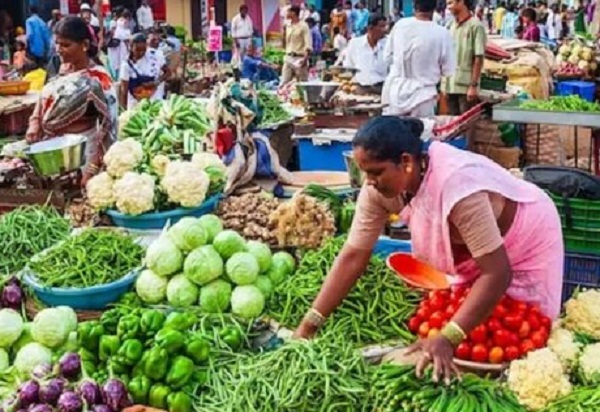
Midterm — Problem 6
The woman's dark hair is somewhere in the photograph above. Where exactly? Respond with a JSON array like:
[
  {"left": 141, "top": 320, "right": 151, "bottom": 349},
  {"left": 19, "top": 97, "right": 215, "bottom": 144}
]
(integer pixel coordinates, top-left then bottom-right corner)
[
  {"left": 54, "top": 16, "right": 98, "bottom": 58},
  {"left": 522, "top": 7, "right": 537, "bottom": 22},
  {"left": 352, "top": 116, "right": 424, "bottom": 163},
  {"left": 414, "top": 0, "right": 437, "bottom": 13}
]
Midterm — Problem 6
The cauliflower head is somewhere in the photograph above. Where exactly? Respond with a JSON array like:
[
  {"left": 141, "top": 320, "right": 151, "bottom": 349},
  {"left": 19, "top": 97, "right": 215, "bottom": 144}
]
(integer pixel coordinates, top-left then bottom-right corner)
[
  {"left": 161, "top": 161, "right": 210, "bottom": 208},
  {"left": 507, "top": 348, "right": 572, "bottom": 411},
  {"left": 547, "top": 326, "right": 581, "bottom": 370},
  {"left": 564, "top": 290, "right": 600, "bottom": 339},
  {"left": 104, "top": 138, "right": 144, "bottom": 178},
  {"left": 86, "top": 172, "right": 115, "bottom": 210},
  {"left": 113, "top": 172, "right": 156, "bottom": 215},
  {"left": 151, "top": 154, "right": 171, "bottom": 177},
  {"left": 191, "top": 152, "right": 226, "bottom": 172},
  {"left": 579, "top": 343, "right": 600, "bottom": 384}
]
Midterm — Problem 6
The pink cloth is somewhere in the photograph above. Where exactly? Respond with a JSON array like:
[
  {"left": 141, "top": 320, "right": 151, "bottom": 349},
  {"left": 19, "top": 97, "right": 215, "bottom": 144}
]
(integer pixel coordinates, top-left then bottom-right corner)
[{"left": 401, "top": 142, "right": 564, "bottom": 318}]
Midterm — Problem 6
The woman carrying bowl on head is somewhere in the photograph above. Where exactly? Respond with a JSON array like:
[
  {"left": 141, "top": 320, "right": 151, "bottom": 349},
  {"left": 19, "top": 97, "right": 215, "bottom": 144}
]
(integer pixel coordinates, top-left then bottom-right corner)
[
  {"left": 293, "top": 116, "right": 563, "bottom": 382},
  {"left": 26, "top": 16, "right": 117, "bottom": 187}
]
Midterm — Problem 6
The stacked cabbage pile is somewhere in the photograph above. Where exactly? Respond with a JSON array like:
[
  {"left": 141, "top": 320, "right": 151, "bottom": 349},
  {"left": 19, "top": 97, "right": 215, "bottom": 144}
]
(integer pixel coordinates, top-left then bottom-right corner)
[{"left": 135, "top": 215, "right": 295, "bottom": 318}]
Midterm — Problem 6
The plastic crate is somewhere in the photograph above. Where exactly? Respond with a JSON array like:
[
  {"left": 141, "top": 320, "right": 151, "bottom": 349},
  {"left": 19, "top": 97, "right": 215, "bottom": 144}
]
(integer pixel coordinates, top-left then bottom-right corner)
[
  {"left": 562, "top": 226, "right": 600, "bottom": 255},
  {"left": 556, "top": 81, "right": 596, "bottom": 102},
  {"left": 481, "top": 75, "right": 508, "bottom": 92},
  {"left": 549, "top": 192, "right": 600, "bottom": 229},
  {"left": 373, "top": 236, "right": 412, "bottom": 258},
  {"left": 562, "top": 253, "right": 600, "bottom": 302}
]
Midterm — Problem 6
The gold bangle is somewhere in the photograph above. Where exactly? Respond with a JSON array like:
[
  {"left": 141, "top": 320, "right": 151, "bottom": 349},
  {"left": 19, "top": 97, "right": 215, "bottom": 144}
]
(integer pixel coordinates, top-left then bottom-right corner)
[
  {"left": 441, "top": 321, "right": 467, "bottom": 347},
  {"left": 303, "top": 308, "right": 327, "bottom": 329}
]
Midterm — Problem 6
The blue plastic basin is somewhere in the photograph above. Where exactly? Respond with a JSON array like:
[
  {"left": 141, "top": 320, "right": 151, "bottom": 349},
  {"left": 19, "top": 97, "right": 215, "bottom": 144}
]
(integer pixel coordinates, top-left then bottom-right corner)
[{"left": 373, "top": 236, "right": 412, "bottom": 257}]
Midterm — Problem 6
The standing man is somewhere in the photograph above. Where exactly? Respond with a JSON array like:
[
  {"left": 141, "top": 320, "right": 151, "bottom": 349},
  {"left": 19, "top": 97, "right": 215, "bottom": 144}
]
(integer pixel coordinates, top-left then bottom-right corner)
[
  {"left": 382, "top": 0, "right": 455, "bottom": 117},
  {"left": 344, "top": 1, "right": 356, "bottom": 37},
  {"left": 282, "top": 6, "right": 312, "bottom": 84},
  {"left": 231, "top": 5, "right": 254, "bottom": 57},
  {"left": 47, "top": 10, "right": 61, "bottom": 32},
  {"left": 80, "top": 4, "right": 100, "bottom": 30},
  {"left": 25, "top": 6, "right": 50, "bottom": 65},
  {"left": 307, "top": 17, "right": 323, "bottom": 61},
  {"left": 309, "top": 4, "right": 321, "bottom": 24},
  {"left": 442, "top": 0, "right": 486, "bottom": 115},
  {"left": 137, "top": 0, "right": 155, "bottom": 32},
  {"left": 493, "top": 1, "right": 507, "bottom": 33},
  {"left": 354, "top": 2, "right": 370, "bottom": 35},
  {"left": 547, "top": 3, "right": 561, "bottom": 41},
  {"left": 343, "top": 14, "right": 388, "bottom": 95}
]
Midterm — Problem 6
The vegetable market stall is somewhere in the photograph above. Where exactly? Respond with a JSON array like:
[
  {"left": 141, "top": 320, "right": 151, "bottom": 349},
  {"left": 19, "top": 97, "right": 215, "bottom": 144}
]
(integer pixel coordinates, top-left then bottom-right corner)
[{"left": 0, "top": 91, "right": 39, "bottom": 137}]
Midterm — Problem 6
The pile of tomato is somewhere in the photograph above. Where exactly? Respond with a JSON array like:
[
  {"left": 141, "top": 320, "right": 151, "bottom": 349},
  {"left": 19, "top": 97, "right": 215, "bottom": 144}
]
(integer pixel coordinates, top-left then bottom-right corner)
[{"left": 407, "top": 286, "right": 552, "bottom": 364}]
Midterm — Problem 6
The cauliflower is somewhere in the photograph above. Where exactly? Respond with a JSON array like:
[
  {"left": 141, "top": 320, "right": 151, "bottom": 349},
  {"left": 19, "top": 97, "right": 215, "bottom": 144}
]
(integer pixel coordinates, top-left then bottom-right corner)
[
  {"left": 151, "top": 154, "right": 171, "bottom": 177},
  {"left": 547, "top": 326, "right": 581, "bottom": 370},
  {"left": 507, "top": 348, "right": 572, "bottom": 410},
  {"left": 86, "top": 172, "right": 115, "bottom": 210},
  {"left": 578, "top": 343, "right": 600, "bottom": 384},
  {"left": 564, "top": 290, "right": 600, "bottom": 339},
  {"left": 191, "top": 152, "right": 226, "bottom": 172},
  {"left": 104, "top": 138, "right": 144, "bottom": 178},
  {"left": 578, "top": 60, "right": 590, "bottom": 70},
  {"left": 568, "top": 54, "right": 580, "bottom": 65},
  {"left": 161, "top": 160, "right": 210, "bottom": 208},
  {"left": 113, "top": 172, "right": 155, "bottom": 215}
]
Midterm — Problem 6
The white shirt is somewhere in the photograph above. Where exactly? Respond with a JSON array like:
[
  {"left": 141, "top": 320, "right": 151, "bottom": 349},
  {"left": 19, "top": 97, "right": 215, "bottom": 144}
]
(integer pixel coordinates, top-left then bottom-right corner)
[
  {"left": 333, "top": 34, "right": 348, "bottom": 51},
  {"left": 90, "top": 14, "right": 100, "bottom": 28},
  {"left": 300, "top": 9, "right": 311, "bottom": 21},
  {"left": 343, "top": 35, "right": 389, "bottom": 86},
  {"left": 231, "top": 14, "right": 254, "bottom": 38},
  {"left": 546, "top": 9, "right": 560, "bottom": 39},
  {"left": 137, "top": 5, "right": 155, "bottom": 30},
  {"left": 120, "top": 50, "right": 164, "bottom": 110},
  {"left": 311, "top": 11, "right": 321, "bottom": 23}
]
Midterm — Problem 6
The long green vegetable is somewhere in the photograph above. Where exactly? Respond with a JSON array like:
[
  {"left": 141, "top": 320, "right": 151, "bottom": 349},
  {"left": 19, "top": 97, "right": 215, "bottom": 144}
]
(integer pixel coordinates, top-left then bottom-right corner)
[
  {"left": 541, "top": 386, "right": 600, "bottom": 411},
  {"left": 520, "top": 95, "right": 600, "bottom": 112},
  {"left": 0, "top": 205, "right": 71, "bottom": 276},
  {"left": 257, "top": 89, "right": 292, "bottom": 126},
  {"left": 28, "top": 229, "right": 143, "bottom": 288},
  {"left": 268, "top": 236, "right": 421, "bottom": 345}
]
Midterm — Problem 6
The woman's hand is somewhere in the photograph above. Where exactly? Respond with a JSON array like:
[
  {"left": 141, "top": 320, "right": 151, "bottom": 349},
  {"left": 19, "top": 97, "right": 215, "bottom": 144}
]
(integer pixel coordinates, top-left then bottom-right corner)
[
  {"left": 405, "top": 335, "right": 460, "bottom": 385},
  {"left": 292, "top": 321, "right": 318, "bottom": 340}
]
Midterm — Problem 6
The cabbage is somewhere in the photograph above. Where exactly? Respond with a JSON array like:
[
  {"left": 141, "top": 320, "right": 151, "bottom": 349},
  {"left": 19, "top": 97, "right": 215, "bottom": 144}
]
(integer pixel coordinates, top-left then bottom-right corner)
[
  {"left": 273, "top": 251, "right": 296, "bottom": 273},
  {"left": 31, "top": 308, "right": 70, "bottom": 349},
  {"left": 197, "top": 214, "right": 224, "bottom": 243},
  {"left": 58, "top": 331, "right": 78, "bottom": 354},
  {"left": 0, "top": 308, "right": 23, "bottom": 348},
  {"left": 168, "top": 217, "right": 208, "bottom": 252},
  {"left": 199, "top": 279, "right": 232, "bottom": 313},
  {"left": 213, "top": 230, "right": 246, "bottom": 259},
  {"left": 12, "top": 322, "right": 33, "bottom": 354},
  {"left": 184, "top": 245, "right": 224, "bottom": 286},
  {"left": 56, "top": 306, "right": 78, "bottom": 333},
  {"left": 14, "top": 342, "right": 52, "bottom": 376},
  {"left": 135, "top": 269, "right": 168, "bottom": 304},
  {"left": 226, "top": 252, "right": 260, "bottom": 285},
  {"left": 245, "top": 241, "right": 273, "bottom": 273},
  {"left": 166, "top": 274, "right": 199, "bottom": 308},
  {"left": 145, "top": 236, "right": 184, "bottom": 277},
  {"left": 254, "top": 275, "right": 274, "bottom": 300},
  {"left": 267, "top": 252, "right": 296, "bottom": 285},
  {"left": 231, "top": 285, "right": 265, "bottom": 319},
  {"left": 0, "top": 348, "right": 8, "bottom": 372}
]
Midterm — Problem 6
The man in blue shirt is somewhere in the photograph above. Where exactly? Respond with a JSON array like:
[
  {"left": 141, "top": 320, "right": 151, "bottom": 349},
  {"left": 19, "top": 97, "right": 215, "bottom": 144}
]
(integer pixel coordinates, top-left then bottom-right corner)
[
  {"left": 241, "top": 43, "right": 279, "bottom": 83},
  {"left": 354, "top": 2, "right": 370, "bottom": 35},
  {"left": 307, "top": 18, "right": 322, "bottom": 54},
  {"left": 165, "top": 26, "right": 182, "bottom": 52},
  {"left": 26, "top": 6, "right": 51, "bottom": 64}
]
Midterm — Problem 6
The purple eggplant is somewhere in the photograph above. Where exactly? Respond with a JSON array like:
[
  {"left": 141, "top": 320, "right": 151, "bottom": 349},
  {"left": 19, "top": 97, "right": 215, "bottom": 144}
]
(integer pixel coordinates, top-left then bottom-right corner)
[
  {"left": 59, "top": 353, "right": 81, "bottom": 381},
  {"left": 77, "top": 379, "right": 101, "bottom": 405},
  {"left": 101, "top": 379, "right": 131, "bottom": 411},
  {"left": 91, "top": 406, "right": 112, "bottom": 412},
  {"left": 18, "top": 380, "right": 40, "bottom": 407},
  {"left": 27, "top": 405, "right": 53, "bottom": 412},
  {"left": 32, "top": 363, "right": 52, "bottom": 379},
  {"left": 57, "top": 391, "right": 83, "bottom": 412},
  {"left": 39, "top": 378, "right": 66, "bottom": 405},
  {"left": 1, "top": 279, "right": 24, "bottom": 310}
]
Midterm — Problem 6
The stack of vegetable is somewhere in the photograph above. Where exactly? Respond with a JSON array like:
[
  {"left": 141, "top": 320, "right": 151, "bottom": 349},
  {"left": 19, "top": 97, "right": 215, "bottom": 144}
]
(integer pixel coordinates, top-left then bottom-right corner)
[
  {"left": 519, "top": 95, "right": 600, "bottom": 112},
  {"left": 556, "top": 40, "right": 597, "bottom": 77},
  {"left": 135, "top": 214, "right": 296, "bottom": 318},
  {"left": 256, "top": 89, "right": 292, "bottom": 127},
  {"left": 302, "top": 184, "right": 356, "bottom": 233},
  {"left": 262, "top": 46, "right": 285, "bottom": 67}
]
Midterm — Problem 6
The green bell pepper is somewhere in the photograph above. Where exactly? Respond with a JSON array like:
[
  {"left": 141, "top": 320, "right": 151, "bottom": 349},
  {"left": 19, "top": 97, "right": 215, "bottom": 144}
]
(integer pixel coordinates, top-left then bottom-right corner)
[
  {"left": 128, "top": 375, "right": 152, "bottom": 404},
  {"left": 148, "top": 384, "right": 171, "bottom": 409},
  {"left": 219, "top": 327, "right": 243, "bottom": 351},
  {"left": 144, "top": 346, "right": 169, "bottom": 381},
  {"left": 79, "top": 347, "right": 97, "bottom": 363},
  {"left": 100, "top": 308, "right": 122, "bottom": 335},
  {"left": 165, "top": 355, "right": 194, "bottom": 389},
  {"left": 132, "top": 351, "right": 150, "bottom": 377},
  {"left": 82, "top": 360, "right": 96, "bottom": 375},
  {"left": 140, "top": 309, "right": 166, "bottom": 336},
  {"left": 99, "top": 335, "right": 121, "bottom": 361},
  {"left": 117, "top": 314, "right": 141, "bottom": 340},
  {"left": 77, "top": 321, "right": 105, "bottom": 352},
  {"left": 163, "top": 312, "right": 190, "bottom": 332},
  {"left": 108, "top": 355, "right": 129, "bottom": 375},
  {"left": 192, "top": 368, "right": 209, "bottom": 386},
  {"left": 185, "top": 337, "right": 210, "bottom": 365},
  {"left": 167, "top": 391, "right": 192, "bottom": 412},
  {"left": 118, "top": 338, "right": 144, "bottom": 365},
  {"left": 155, "top": 329, "right": 185, "bottom": 354}
]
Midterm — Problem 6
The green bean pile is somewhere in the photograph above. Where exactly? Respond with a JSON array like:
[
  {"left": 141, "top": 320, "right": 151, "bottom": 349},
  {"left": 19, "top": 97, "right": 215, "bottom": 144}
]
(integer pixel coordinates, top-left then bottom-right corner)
[
  {"left": 541, "top": 386, "right": 600, "bottom": 412},
  {"left": 257, "top": 89, "right": 292, "bottom": 127},
  {"left": 196, "top": 333, "right": 373, "bottom": 412},
  {"left": 0, "top": 205, "right": 71, "bottom": 276},
  {"left": 520, "top": 95, "right": 600, "bottom": 112},
  {"left": 28, "top": 229, "right": 144, "bottom": 288},
  {"left": 268, "top": 236, "right": 421, "bottom": 345}
]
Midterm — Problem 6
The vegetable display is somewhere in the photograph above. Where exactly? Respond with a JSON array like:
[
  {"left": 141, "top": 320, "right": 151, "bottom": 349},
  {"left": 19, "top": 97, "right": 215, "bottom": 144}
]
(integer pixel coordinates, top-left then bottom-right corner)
[
  {"left": 556, "top": 40, "right": 597, "bottom": 77},
  {"left": 519, "top": 95, "right": 600, "bottom": 112},
  {"left": 257, "top": 89, "right": 292, "bottom": 127}
]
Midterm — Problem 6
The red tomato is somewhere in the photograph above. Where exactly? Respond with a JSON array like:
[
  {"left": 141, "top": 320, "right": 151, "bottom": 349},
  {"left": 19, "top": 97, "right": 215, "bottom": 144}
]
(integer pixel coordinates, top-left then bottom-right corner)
[
  {"left": 518, "top": 321, "right": 531, "bottom": 339},
  {"left": 527, "top": 313, "right": 541, "bottom": 331},
  {"left": 489, "top": 347, "right": 504, "bottom": 364},
  {"left": 419, "top": 300, "right": 431, "bottom": 310},
  {"left": 538, "top": 326, "right": 549, "bottom": 340},
  {"left": 445, "top": 304, "right": 458, "bottom": 318},
  {"left": 493, "top": 329, "right": 512, "bottom": 348},
  {"left": 429, "top": 311, "right": 445, "bottom": 329},
  {"left": 471, "top": 344, "right": 489, "bottom": 363},
  {"left": 408, "top": 317, "right": 421, "bottom": 333},
  {"left": 487, "top": 318, "right": 503, "bottom": 332},
  {"left": 418, "top": 322, "right": 431, "bottom": 338},
  {"left": 469, "top": 325, "right": 488, "bottom": 344},
  {"left": 529, "top": 305, "right": 541, "bottom": 316},
  {"left": 520, "top": 339, "right": 535, "bottom": 355},
  {"left": 430, "top": 289, "right": 451, "bottom": 302},
  {"left": 455, "top": 342, "right": 472, "bottom": 360},
  {"left": 492, "top": 304, "right": 508, "bottom": 319},
  {"left": 531, "top": 331, "right": 547, "bottom": 349},
  {"left": 540, "top": 316, "right": 552, "bottom": 329},
  {"left": 513, "top": 302, "right": 529, "bottom": 313},
  {"left": 505, "top": 346, "right": 521, "bottom": 361},
  {"left": 416, "top": 307, "right": 432, "bottom": 321},
  {"left": 509, "top": 332, "right": 520, "bottom": 347},
  {"left": 503, "top": 314, "right": 524, "bottom": 332},
  {"left": 429, "top": 296, "right": 446, "bottom": 312},
  {"left": 500, "top": 295, "right": 514, "bottom": 307}
]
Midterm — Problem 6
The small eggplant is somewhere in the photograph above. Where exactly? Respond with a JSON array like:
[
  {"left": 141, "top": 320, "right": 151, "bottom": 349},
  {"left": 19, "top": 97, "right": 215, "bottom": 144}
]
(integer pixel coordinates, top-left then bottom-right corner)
[
  {"left": 1, "top": 279, "right": 24, "bottom": 310},
  {"left": 101, "top": 379, "right": 131, "bottom": 411},
  {"left": 77, "top": 379, "right": 101, "bottom": 405},
  {"left": 91, "top": 406, "right": 112, "bottom": 412},
  {"left": 58, "top": 352, "right": 81, "bottom": 381},
  {"left": 39, "top": 378, "right": 66, "bottom": 406},
  {"left": 27, "top": 405, "right": 53, "bottom": 412},
  {"left": 18, "top": 380, "right": 40, "bottom": 407},
  {"left": 57, "top": 391, "right": 83, "bottom": 412}
]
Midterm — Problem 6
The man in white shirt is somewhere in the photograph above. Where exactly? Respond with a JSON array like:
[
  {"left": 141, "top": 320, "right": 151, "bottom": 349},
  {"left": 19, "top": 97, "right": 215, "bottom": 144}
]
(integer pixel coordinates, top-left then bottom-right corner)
[
  {"left": 546, "top": 3, "right": 561, "bottom": 40},
  {"left": 80, "top": 3, "right": 100, "bottom": 29},
  {"left": 343, "top": 14, "right": 389, "bottom": 94},
  {"left": 382, "top": 0, "right": 456, "bottom": 117},
  {"left": 136, "top": 0, "right": 155, "bottom": 31},
  {"left": 309, "top": 5, "right": 321, "bottom": 23},
  {"left": 299, "top": 3, "right": 312, "bottom": 21},
  {"left": 231, "top": 5, "right": 254, "bottom": 57}
]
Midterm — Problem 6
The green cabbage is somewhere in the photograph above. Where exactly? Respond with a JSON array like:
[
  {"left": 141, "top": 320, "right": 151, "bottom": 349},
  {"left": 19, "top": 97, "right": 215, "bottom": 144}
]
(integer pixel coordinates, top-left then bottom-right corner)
[
  {"left": 0, "top": 308, "right": 23, "bottom": 348},
  {"left": 226, "top": 252, "right": 260, "bottom": 285},
  {"left": 135, "top": 269, "right": 168, "bottom": 304},
  {"left": 272, "top": 251, "right": 296, "bottom": 273},
  {"left": 231, "top": 285, "right": 265, "bottom": 319},
  {"left": 14, "top": 342, "right": 52, "bottom": 376},
  {"left": 168, "top": 217, "right": 208, "bottom": 251},
  {"left": 31, "top": 308, "right": 70, "bottom": 349},
  {"left": 0, "top": 348, "right": 8, "bottom": 372},
  {"left": 56, "top": 306, "right": 78, "bottom": 333},
  {"left": 199, "top": 279, "right": 232, "bottom": 313},
  {"left": 267, "top": 252, "right": 296, "bottom": 285},
  {"left": 184, "top": 245, "right": 224, "bottom": 285},
  {"left": 145, "top": 236, "right": 184, "bottom": 277},
  {"left": 197, "top": 214, "right": 224, "bottom": 243},
  {"left": 12, "top": 322, "right": 33, "bottom": 354},
  {"left": 254, "top": 275, "right": 274, "bottom": 300},
  {"left": 245, "top": 241, "right": 273, "bottom": 273},
  {"left": 213, "top": 230, "right": 246, "bottom": 259},
  {"left": 166, "top": 274, "right": 199, "bottom": 308}
]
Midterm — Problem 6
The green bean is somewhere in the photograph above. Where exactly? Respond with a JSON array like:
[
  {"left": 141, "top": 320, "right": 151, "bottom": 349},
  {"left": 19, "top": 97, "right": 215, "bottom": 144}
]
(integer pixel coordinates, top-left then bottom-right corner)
[{"left": 257, "top": 89, "right": 293, "bottom": 126}]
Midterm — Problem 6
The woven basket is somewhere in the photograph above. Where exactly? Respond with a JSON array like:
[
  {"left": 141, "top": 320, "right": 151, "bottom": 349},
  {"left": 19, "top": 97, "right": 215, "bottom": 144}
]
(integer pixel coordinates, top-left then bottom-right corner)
[
  {"left": 0, "top": 80, "right": 30, "bottom": 96},
  {"left": 25, "top": 298, "right": 103, "bottom": 322}
]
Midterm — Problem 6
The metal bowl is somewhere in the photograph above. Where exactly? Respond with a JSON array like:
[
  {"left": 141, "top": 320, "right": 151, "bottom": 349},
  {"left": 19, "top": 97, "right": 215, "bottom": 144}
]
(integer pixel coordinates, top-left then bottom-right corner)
[
  {"left": 296, "top": 82, "right": 341, "bottom": 104},
  {"left": 24, "top": 134, "right": 87, "bottom": 176},
  {"left": 343, "top": 150, "right": 365, "bottom": 189}
]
